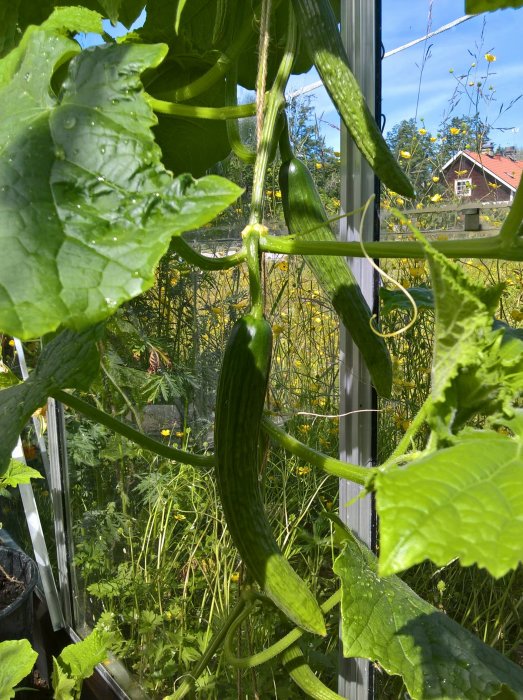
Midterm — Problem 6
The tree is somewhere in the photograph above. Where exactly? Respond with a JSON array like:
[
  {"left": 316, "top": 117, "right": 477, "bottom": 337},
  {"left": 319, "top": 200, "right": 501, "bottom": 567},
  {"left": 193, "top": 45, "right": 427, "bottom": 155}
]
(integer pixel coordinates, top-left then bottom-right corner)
[{"left": 386, "top": 118, "right": 438, "bottom": 193}]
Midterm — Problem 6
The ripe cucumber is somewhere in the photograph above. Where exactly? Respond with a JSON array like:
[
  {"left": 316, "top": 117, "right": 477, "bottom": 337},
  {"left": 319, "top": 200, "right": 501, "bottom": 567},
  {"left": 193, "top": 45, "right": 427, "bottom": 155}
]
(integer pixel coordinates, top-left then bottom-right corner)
[
  {"left": 279, "top": 156, "right": 392, "bottom": 397},
  {"left": 215, "top": 314, "right": 326, "bottom": 636},
  {"left": 291, "top": 0, "right": 414, "bottom": 199}
]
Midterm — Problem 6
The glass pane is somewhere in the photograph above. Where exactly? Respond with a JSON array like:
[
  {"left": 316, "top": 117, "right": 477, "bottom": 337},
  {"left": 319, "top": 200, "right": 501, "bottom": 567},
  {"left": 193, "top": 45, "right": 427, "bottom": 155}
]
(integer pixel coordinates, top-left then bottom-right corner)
[{"left": 378, "top": 3, "right": 523, "bottom": 697}]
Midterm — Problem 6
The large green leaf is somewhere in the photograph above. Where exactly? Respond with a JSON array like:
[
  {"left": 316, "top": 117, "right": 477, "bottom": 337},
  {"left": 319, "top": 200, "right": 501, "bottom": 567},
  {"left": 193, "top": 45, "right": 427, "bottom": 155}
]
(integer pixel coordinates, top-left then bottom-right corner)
[
  {"left": 142, "top": 0, "right": 249, "bottom": 53},
  {"left": 333, "top": 534, "right": 523, "bottom": 699},
  {"left": 379, "top": 285, "right": 434, "bottom": 315},
  {"left": 466, "top": 0, "right": 523, "bottom": 11},
  {"left": 0, "top": 640, "right": 38, "bottom": 700},
  {"left": 147, "top": 56, "right": 231, "bottom": 176},
  {"left": 375, "top": 433, "right": 523, "bottom": 578},
  {"left": 426, "top": 242, "right": 501, "bottom": 407},
  {"left": 0, "top": 326, "right": 102, "bottom": 476},
  {"left": 54, "top": 628, "right": 112, "bottom": 697},
  {"left": 410, "top": 234, "right": 516, "bottom": 435},
  {"left": 0, "top": 20, "right": 241, "bottom": 339}
]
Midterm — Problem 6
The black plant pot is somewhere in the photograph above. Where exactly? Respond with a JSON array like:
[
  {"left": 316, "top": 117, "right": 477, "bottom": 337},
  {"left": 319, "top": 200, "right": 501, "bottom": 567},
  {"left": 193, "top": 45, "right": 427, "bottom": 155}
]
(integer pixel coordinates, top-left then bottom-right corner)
[{"left": 0, "top": 545, "right": 39, "bottom": 643}]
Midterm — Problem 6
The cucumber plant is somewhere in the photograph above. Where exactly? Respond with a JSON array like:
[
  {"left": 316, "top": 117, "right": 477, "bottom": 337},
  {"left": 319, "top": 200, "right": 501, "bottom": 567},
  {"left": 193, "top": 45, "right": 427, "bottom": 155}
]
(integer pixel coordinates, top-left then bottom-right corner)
[{"left": 0, "top": 1, "right": 523, "bottom": 699}]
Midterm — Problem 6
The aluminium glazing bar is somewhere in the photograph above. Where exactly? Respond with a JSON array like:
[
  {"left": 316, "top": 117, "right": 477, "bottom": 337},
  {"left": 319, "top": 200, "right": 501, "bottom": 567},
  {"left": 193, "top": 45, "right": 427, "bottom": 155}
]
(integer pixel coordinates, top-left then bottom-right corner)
[{"left": 338, "top": 0, "right": 380, "bottom": 698}]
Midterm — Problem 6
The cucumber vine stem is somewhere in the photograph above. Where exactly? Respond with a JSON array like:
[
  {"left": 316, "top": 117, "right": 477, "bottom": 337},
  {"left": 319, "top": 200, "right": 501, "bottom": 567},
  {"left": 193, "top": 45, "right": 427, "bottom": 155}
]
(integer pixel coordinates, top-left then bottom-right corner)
[
  {"left": 223, "top": 588, "right": 341, "bottom": 669},
  {"left": 242, "top": 225, "right": 265, "bottom": 318},
  {"left": 147, "top": 97, "right": 257, "bottom": 120},
  {"left": 51, "top": 389, "right": 214, "bottom": 469},
  {"left": 258, "top": 232, "right": 523, "bottom": 261},
  {"left": 249, "top": 4, "right": 297, "bottom": 225},
  {"left": 261, "top": 416, "right": 375, "bottom": 486},
  {"left": 165, "top": 596, "right": 249, "bottom": 699},
  {"left": 225, "top": 63, "right": 256, "bottom": 163},
  {"left": 171, "top": 238, "right": 246, "bottom": 270}
]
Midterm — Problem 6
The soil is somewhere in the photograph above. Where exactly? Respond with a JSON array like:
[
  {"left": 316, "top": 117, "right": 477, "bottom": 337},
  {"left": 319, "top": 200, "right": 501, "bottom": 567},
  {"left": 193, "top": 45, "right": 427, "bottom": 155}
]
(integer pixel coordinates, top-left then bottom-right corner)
[{"left": 0, "top": 563, "right": 25, "bottom": 610}]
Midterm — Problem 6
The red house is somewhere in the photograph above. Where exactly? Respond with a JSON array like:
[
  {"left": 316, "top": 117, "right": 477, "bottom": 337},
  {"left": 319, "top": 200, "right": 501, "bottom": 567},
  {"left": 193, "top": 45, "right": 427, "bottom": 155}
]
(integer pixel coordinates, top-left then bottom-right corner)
[{"left": 441, "top": 149, "right": 523, "bottom": 202}]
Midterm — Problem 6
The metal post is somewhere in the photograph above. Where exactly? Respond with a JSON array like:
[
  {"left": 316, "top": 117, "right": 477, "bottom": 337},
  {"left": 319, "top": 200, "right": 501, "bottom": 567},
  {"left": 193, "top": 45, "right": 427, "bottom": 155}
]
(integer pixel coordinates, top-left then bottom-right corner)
[{"left": 338, "top": 0, "right": 380, "bottom": 697}]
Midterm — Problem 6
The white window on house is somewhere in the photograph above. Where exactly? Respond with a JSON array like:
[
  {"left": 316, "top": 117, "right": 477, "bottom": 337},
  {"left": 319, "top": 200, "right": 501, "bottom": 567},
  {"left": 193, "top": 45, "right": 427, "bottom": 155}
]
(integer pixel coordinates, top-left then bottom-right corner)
[{"left": 455, "top": 178, "right": 472, "bottom": 196}]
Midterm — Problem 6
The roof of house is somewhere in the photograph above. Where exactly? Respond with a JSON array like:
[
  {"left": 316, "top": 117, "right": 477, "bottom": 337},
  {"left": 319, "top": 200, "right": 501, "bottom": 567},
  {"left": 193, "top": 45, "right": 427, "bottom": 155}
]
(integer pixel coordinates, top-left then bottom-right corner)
[{"left": 441, "top": 150, "right": 523, "bottom": 192}]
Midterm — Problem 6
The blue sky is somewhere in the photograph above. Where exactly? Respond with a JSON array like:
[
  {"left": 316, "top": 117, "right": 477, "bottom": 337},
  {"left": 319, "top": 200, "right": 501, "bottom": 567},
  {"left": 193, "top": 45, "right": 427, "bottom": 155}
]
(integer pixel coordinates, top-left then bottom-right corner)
[
  {"left": 289, "top": 0, "right": 523, "bottom": 150},
  {"left": 85, "top": 2, "right": 522, "bottom": 152}
]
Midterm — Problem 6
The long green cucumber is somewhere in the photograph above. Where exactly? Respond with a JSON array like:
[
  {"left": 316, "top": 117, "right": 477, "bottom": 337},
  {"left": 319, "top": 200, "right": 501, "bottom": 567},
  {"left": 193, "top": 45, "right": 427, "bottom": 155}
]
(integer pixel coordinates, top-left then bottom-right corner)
[
  {"left": 214, "top": 314, "right": 326, "bottom": 636},
  {"left": 282, "top": 642, "right": 345, "bottom": 699},
  {"left": 279, "top": 155, "right": 392, "bottom": 397},
  {"left": 291, "top": 0, "right": 414, "bottom": 198}
]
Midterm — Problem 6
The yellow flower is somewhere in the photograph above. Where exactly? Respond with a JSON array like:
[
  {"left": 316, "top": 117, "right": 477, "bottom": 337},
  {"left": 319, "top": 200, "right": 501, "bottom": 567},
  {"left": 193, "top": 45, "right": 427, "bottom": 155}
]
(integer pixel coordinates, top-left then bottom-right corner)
[
  {"left": 266, "top": 189, "right": 273, "bottom": 196},
  {"left": 395, "top": 197, "right": 405, "bottom": 206},
  {"left": 211, "top": 306, "right": 224, "bottom": 315},
  {"left": 8, "top": 339, "right": 15, "bottom": 347},
  {"left": 418, "top": 128, "right": 427, "bottom": 135},
  {"left": 275, "top": 190, "right": 282, "bottom": 199},
  {"left": 430, "top": 136, "right": 437, "bottom": 142},
  {"left": 333, "top": 151, "right": 341, "bottom": 157},
  {"left": 454, "top": 169, "right": 468, "bottom": 176},
  {"left": 175, "top": 431, "right": 184, "bottom": 438},
  {"left": 488, "top": 182, "right": 501, "bottom": 189},
  {"left": 160, "top": 429, "right": 170, "bottom": 436},
  {"left": 416, "top": 202, "right": 423, "bottom": 210},
  {"left": 298, "top": 424, "right": 311, "bottom": 434},
  {"left": 449, "top": 127, "right": 460, "bottom": 135},
  {"left": 294, "top": 359, "right": 302, "bottom": 368},
  {"left": 231, "top": 299, "right": 248, "bottom": 310},
  {"left": 430, "top": 193, "right": 442, "bottom": 203},
  {"left": 468, "top": 81, "right": 475, "bottom": 87},
  {"left": 275, "top": 260, "right": 289, "bottom": 271},
  {"left": 485, "top": 53, "right": 496, "bottom": 63},
  {"left": 174, "top": 513, "right": 186, "bottom": 521},
  {"left": 296, "top": 466, "right": 311, "bottom": 476},
  {"left": 399, "top": 150, "right": 412, "bottom": 159},
  {"left": 432, "top": 176, "right": 440, "bottom": 183},
  {"left": 230, "top": 572, "right": 240, "bottom": 583},
  {"left": 315, "top": 162, "right": 323, "bottom": 169}
]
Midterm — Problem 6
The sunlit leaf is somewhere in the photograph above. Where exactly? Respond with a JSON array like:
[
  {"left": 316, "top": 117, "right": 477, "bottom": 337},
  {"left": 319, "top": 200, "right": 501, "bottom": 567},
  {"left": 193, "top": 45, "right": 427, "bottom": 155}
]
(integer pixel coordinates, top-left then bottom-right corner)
[
  {"left": 0, "top": 640, "right": 38, "bottom": 700},
  {"left": 0, "top": 20, "right": 241, "bottom": 339},
  {"left": 375, "top": 432, "right": 523, "bottom": 578},
  {"left": 0, "top": 460, "right": 43, "bottom": 488},
  {"left": 334, "top": 533, "right": 523, "bottom": 699},
  {"left": 57, "top": 628, "right": 111, "bottom": 682}
]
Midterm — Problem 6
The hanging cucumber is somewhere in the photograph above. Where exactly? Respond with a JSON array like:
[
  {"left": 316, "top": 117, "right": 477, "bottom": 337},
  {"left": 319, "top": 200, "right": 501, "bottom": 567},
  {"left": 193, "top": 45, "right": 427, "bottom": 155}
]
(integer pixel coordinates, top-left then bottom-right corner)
[
  {"left": 214, "top": 313, "right": 326, "bottom": 636},
  {"left": 279, "top": 151, "right": 392, "bottom": 397},
  {"left": 291, "top": 0, "right": 414, "bottom": 198}
]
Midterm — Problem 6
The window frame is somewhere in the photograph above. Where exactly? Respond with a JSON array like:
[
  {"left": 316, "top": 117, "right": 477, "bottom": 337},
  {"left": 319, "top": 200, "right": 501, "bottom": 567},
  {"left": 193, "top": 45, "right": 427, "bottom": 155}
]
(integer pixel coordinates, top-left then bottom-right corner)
[{"left": 455, "top": 178, "right": 472, "bottom": 197}]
